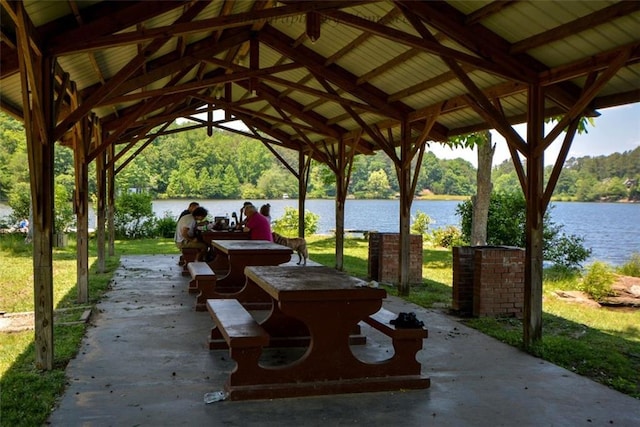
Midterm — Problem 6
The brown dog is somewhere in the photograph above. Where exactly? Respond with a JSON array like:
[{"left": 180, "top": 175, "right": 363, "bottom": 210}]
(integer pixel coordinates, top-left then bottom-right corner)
[{"left": 272, "top": 232, "right": 308, "bottom": 265}]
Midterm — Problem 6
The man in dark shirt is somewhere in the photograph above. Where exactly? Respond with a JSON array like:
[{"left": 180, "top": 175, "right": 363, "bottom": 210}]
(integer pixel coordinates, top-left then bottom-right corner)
[{"left": 178, "top": 201, "right": 199, "bottom": 220}]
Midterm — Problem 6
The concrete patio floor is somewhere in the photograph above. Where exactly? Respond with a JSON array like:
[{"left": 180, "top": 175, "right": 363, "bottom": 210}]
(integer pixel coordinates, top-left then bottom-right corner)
[{"left": 48, "top": 255, "right": 640, "bottom": 426}]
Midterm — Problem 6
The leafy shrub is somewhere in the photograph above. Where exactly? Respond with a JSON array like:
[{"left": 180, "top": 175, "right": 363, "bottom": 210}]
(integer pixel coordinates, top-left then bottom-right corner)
[
  {"left": 545, "top": 232, "right": 592, "bottom": 269},
  {"left": 155, "top": 211, "right": 177, "bottom": 238},
  {"left": 579, "top": 261, "right": 615, "bottom": 301},
  {"left": 432, "top": 225, "right": 464, "bottom": 248},
  {"left": 457, "top": 192, "right": 526, "bottom": 247},
  {"left": 114, "top": 192, "right": 157, "bottom": 239},
  {"left": 272, "top": 207, "right": 319, "bottom": 236},
  {"left": 410, "top": 210, "right": 432, "bottom": 237},
  {"left": 457, "top": 192, "right": 591, "bottom": 269},
  {"left": 54, "top": 183, "right": 74, "bottom": 233},
  {"left": 7, "top": 182, "right": 30, "bottom": 223},
  {"left": 617, "top": 253, "right": 640, "bottom": 277}
]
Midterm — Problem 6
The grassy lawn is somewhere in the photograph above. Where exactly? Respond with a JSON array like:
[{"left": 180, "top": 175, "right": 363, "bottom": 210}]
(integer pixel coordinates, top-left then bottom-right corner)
[{"left": 1, "top": 234, "right": 638, "bottom": 425}]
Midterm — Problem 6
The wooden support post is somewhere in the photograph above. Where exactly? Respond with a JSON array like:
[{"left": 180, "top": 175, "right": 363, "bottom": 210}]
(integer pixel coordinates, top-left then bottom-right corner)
[
  {"left": 19, "top": 46, "right": 55, "bottom": 369},
  {"left": 107, "top": 143, "right": 115, "bottom": 256},
  {"left": 335, "top": 165, "right": 346, "bottom": 271},
  {"left": 74, "top": 115, "right": 90, "bottom": 303},
  {"left": 96, "top": 138, "right": 106, "bottom": 273},
  {"left": 523, "top": 84, "right": 545, "bottom": 348},
  {"left": 30, "top": 137, "right": 55, "bottom": 370},
  {"left": 298, "top": 150, "right": 311, "bottom": 238},
  {"left": 398, "top": 120, "right": 412, "bottom": 296}
]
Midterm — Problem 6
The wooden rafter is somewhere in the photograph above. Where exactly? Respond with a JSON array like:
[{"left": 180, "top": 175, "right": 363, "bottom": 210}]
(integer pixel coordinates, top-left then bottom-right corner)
[
  {"left": 539, "top": 48, "right": 633, "bottom": 156},
  {"left": 53, "top": 3, "right": 208, "bottom": 141},
  {"left": 322, "top": 8, "right": 527, "bottom": 82},
  {"left": 260, "top": 26, "right": 406, "bottom": 121},
  {"left": 49, "top": 1, "right": 370, "bottom": 56},
  {"left": 510, "top": 2, "right": 640, "bottom": 55},
  {"left": 394, "top": 0, "right": 537, "bottom": 82}
]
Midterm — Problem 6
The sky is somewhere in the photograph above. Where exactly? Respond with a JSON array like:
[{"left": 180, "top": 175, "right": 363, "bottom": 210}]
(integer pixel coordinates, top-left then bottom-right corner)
[{"left": 428, "top": 103, "right": 640, "bottom": 167}]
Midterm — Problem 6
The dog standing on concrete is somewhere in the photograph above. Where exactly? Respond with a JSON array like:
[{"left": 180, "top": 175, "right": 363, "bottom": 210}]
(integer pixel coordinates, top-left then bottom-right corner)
[{"left": 272, "top": 232, "right": 308, "bottom": 266}]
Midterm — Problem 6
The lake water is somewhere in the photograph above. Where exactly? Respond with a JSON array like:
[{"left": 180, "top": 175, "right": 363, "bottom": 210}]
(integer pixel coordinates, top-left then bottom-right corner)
[{"left": 2, "top": 199, "right": 638, "bottom": 266}]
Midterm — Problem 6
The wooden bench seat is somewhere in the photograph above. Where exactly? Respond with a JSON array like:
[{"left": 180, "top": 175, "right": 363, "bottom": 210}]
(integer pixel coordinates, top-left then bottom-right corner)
[
  {"left": 361, "top": 307, "right": 428, "bottom": 377},
  {"left": 207, "top": 299, "right": 270, "bottom": 349},
  {"left": 207, "top": 299, "right": 271, "bottom": 392},
  {"left": 187, "top": 262, "right": 216, "bottom": 311},
  {"left": 180, "top": 247, "right": 199, "bottom": 276}
]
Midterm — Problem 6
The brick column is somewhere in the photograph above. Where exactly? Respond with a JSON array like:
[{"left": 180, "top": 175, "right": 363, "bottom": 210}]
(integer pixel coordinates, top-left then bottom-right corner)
[
  {"left": 452, "top": 246, "right": 475, "bottom": 315},
  {"left": 472, "top": 247, "right": 525, "bottom": 318},
  {"left": 368, "top": 232, "right": 422, "bottom": 284}
]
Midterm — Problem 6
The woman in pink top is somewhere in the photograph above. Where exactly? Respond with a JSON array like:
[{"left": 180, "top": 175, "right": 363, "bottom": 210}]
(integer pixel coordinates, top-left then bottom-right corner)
[{"left": 243, "top": 204, "right": 273, "bottom": 241}]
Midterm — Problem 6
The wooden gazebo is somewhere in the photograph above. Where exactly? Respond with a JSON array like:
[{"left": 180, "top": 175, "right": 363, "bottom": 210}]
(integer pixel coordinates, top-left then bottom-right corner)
[{"left": 1, "top": 1, "right": 638, "bottom": 370}]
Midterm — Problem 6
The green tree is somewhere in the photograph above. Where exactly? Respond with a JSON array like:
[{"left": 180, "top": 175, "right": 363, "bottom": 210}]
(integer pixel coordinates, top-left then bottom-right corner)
[
  {"left": 457, "top": 192, "right": 591, "bottom": 269},
  {"left": 366, "top": 169, "right": 392, "bottom": 198},
  {"left": 7, "top": 182, "right": 30, "bottom": 223},
  {"left": 272, "top": 207, "right": 319, "bottom": 236},
  {"left": 114, "top": 192, "right": 156, "bottom": 239},
  {"left": 54, "top": 183, "right": 75, "bottom": 233}
]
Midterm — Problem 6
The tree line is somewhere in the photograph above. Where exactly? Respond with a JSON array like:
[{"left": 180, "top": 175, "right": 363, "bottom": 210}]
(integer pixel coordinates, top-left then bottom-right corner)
[{"left": 1, "top": 112, "right": 638, "bottom": 208}]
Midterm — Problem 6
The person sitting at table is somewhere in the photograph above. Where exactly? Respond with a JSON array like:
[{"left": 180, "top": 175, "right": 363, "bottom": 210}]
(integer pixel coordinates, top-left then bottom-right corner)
[
  {"left": 175, "top": 206, "right": 209, "bottom": 261},
  {"left": 242, "top": 204, "right": 273, "bottom": 241},
  {"left": 259, "top": 203, "right": 272, "bottom": 223},
  {"left": 178, "top": 201, "right": 199, "bottom": 220},
  {"left": 235, "top": 201, "right": 254, "bottom": 229}
]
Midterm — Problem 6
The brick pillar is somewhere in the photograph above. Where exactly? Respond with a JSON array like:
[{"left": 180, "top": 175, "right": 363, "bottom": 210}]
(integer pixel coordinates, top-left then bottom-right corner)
[
  {"left": 452, "top": 246, "right": 475, "bottom": 315},
  {"left": 368, "top": 233, "right": 422, "bottom": 284},
  {"left": 368, "top": 232, "right": 381, "bottom": 281},
  {"left": 472, "top": 247, "right": 525, "bottom": 318}
]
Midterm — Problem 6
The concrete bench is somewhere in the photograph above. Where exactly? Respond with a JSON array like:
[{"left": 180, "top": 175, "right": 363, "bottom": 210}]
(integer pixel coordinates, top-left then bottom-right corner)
[
  {"left": 361, "top": 308, "right": 428, "bottom": 376},
  {"left": 187, "top": 262, "right": 216, "bottom": 310}
]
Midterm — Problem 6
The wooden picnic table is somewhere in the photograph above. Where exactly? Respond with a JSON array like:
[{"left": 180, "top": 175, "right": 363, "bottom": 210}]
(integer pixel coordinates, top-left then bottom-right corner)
[
  {"left": 201, "top": 230, "right": 250, "bottom": 272},
  {"left": 211, "top": 265, "right": 430, "bottom": 400},
  {"left": 209, "top": 240, "right": 292, "bottom": 293}
]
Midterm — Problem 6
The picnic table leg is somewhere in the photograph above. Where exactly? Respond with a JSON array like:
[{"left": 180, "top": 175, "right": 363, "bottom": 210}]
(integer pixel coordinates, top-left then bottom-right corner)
[{"left": 264, "top": 300, "right": 381, "bottom": 382}]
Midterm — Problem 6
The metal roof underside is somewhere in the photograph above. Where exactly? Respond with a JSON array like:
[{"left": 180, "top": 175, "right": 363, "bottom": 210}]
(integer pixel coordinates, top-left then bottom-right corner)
[{"left": 1, "top": 1, "right": 639, "bottom": 161}]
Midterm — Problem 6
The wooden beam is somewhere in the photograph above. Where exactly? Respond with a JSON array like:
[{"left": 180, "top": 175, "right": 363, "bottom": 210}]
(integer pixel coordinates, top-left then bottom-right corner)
[
  {"left": 49, "top": 1, "right": 371, "bottom": 55},
  {"left": 539, "top": 41, "right": 640, "bottom": 86},
  {"left": 261, "top": 74, "right": 384, "bottom": 115},
  {"left": 510, "top": 2, "right": 640, "bottom": 54},
  {"left": 73, "top": 116, "right": 90, "bottom": 303},
  {"left": 96, "top": 125, "right": 106, "bottom": 273},
  {"left": 394, "top": 0, "right": 539, "bottom": 81},
  {"left": 14, "top": 2, "right": 47, "bottom": 143},
  {"left": 260, "top": 26, "right": 406, "bottom": 121},
  {"left": 465, "top": 1, "right": 517, "bottom": 25},
  {"left": 539, "top": 48, "right": 632, "bottom": 155},
  {"left": 523, "top": 83, "right": 545, "bottom": 349},
  {"left": 98, "top": 62, "right": 301, "bottom": 107},
  {"left": 53, "top": 3, "right": 209, "bottom": 141},
  {"left": 20, "top": 47, "right": 55, "bottom": 369},
  {"left": 323, "top": 8, "right": 527, "bottom": 82},
  {"left": 45, "top": 1, "right": 193, "bottom": 55}
]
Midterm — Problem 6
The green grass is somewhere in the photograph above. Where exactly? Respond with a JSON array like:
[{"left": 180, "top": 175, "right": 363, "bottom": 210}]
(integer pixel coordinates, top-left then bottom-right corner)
[
  {"left": 1, "top": 234, "right": 638, "bottom": 426},
  {"left": 0, "top": 233, "right": 119, "bottom": 426}
]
